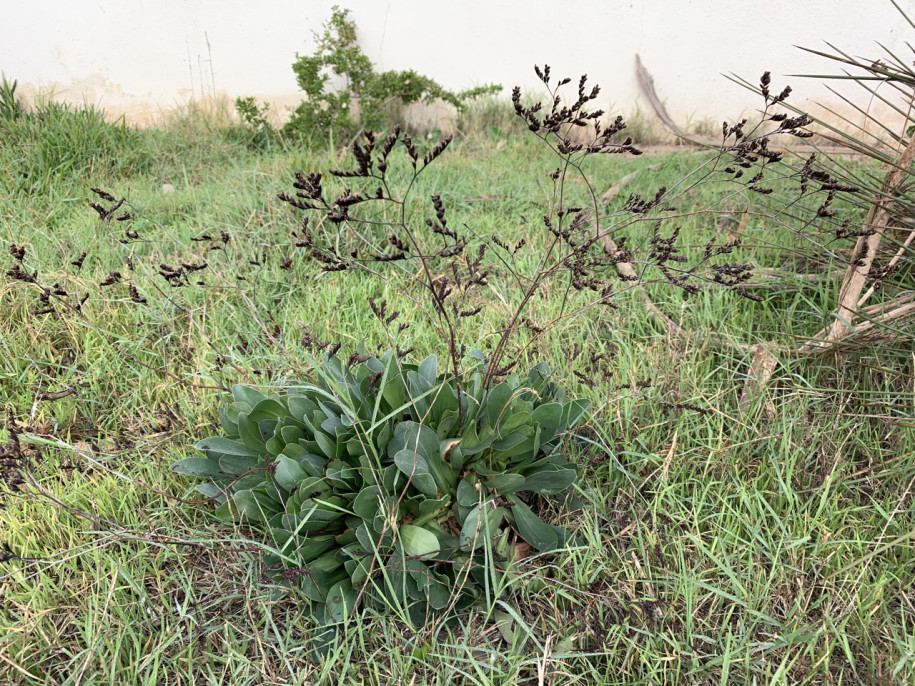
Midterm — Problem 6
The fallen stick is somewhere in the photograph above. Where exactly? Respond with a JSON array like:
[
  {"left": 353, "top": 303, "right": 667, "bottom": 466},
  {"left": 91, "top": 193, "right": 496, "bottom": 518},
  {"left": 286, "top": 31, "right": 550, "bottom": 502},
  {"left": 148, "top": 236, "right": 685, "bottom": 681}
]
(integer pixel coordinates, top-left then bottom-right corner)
[
  {"left": 635, "top": 55, "right": 689, "bottom": 140},
  {"left": 738, "top": 344, "right": 780, "bottom": 412},
  {"left": 634, "top": 55, "right": 721, "bottom": 147},
  {"left": 737, "top": 268, "right": 841, "bottom": 286},
  {"left": 843, "top": 300, "right": 915, "bottom": 337},
  {"left": 600, "top": 164, "right": 661, "bottom": 204},
  {"left": 597, "top": 164, "right": 683, "bottom": 336}
]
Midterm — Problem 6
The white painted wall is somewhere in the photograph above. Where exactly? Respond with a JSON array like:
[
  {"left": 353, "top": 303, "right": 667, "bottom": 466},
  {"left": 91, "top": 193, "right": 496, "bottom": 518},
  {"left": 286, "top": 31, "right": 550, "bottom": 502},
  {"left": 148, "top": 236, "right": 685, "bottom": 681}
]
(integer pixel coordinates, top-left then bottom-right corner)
[{"left": 2, "top": 1, "right": 912, "bottom": 130}]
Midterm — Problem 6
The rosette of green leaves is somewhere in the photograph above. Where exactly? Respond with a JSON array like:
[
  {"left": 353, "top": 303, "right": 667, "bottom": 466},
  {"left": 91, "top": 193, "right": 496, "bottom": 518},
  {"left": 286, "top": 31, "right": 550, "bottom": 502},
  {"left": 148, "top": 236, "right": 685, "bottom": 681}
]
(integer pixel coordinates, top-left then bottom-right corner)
[{"left": 172, "top": 351, "right": 589, "bottom": 644}]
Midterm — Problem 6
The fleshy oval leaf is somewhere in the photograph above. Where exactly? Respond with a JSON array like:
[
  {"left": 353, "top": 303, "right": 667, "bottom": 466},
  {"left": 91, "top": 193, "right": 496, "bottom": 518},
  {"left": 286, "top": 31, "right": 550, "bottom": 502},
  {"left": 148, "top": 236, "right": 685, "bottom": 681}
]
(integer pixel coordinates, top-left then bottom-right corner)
[
  {"left": 195, "top": 436, "right": 259, "bottom": 457},
  {"left": 483, "top": 473, "right": 526, "bottom": 493},
  {"left": 399, "top": 524, "right": 440, "bottom": 557},
  {"left": 171, "top": 457, "right": 221, "bottom": 478},
  {"left": 232, "top": 384, "right": 267, "bottom": 408},
  {"left": 247, "top": 398, "right": 289, "bottom": 421},
  {"left": 510, "top": 500, "right": 559, "bottom": 552},
  {"left": 273, "top": 454, "right": 307, "bottom": 491},
  {"left": 522, "top": 465, "right": 577, "bottom": 494},
  {"left": 352, "top": 485, "right": 383, "bottom": 520},
  {"left": 324, "top": 579, "right": 358, "bottom": 623}
]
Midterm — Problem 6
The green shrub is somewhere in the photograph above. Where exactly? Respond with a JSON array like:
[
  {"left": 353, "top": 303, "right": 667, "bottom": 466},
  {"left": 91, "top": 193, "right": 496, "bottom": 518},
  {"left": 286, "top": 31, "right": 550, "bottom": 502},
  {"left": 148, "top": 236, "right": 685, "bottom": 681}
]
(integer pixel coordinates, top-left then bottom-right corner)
[
  {"left": 283, "top": 6, "right": 500, "bottom": 143},
  {"left": 172, "top": 350, "right": 588, "bottom": 645},
  {"left": 232, "top": 96, "right": 281, "bottom": 151}
]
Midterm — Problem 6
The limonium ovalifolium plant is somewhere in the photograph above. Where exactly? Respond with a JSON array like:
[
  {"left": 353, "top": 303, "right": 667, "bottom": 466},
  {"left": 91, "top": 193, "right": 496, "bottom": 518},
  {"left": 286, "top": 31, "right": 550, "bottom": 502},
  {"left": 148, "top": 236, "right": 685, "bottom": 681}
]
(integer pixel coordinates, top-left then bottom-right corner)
[
  {"left": 163, "top": 64, "right": 843, "bottom": 649},
  {"left": 173, "top": 350, "right": 589, "bottom": 639}
]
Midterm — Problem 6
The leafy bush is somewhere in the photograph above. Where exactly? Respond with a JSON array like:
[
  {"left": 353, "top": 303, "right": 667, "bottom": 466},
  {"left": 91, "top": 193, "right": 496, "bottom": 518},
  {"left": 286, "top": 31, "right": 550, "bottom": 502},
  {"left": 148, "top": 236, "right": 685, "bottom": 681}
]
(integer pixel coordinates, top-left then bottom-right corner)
[
  {"left": 283, "top": 6, "right": 500, "bottom": 143},
  {"left": 173, "top": 350, "right": 588, "bottom": 642},
  {"left": 232, "top": 96, "right": 281, "bottom": 151}
]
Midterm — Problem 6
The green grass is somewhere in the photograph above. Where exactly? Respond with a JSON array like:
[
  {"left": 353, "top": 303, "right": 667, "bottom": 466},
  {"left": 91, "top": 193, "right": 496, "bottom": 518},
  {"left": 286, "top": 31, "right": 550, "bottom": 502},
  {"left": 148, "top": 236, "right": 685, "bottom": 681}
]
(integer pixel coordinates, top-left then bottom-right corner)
[{"left": 1, "top": 100, "right": 913, "bottom": 685}]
